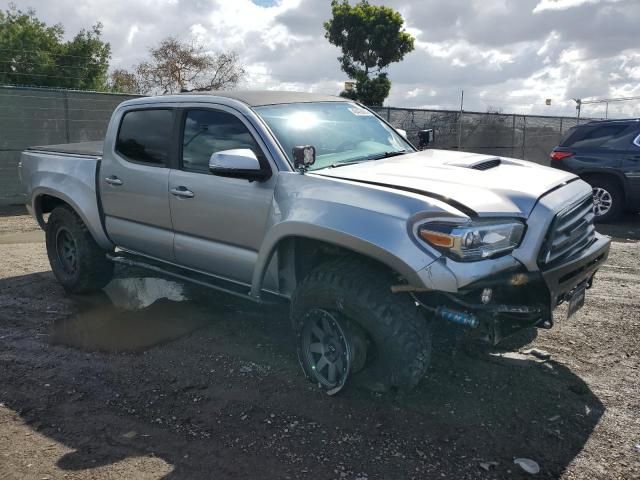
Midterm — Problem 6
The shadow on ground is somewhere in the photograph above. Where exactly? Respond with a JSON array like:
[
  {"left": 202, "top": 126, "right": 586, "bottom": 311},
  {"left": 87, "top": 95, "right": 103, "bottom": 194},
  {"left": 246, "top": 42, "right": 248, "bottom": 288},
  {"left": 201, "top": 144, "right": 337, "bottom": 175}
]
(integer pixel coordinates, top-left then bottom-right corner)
[
  {"left": 597, "top": 212, "right": 640, "bottom": 241},
  {"left": 0, "top": 268, "right": 605, "bottom": 479}
]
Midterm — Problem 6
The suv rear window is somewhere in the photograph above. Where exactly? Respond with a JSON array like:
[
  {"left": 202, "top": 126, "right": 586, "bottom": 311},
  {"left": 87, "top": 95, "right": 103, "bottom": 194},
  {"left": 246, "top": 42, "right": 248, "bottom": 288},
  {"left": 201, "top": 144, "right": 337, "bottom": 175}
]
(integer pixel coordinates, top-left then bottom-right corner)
[
  {"left": 116, "top": 109, "right": 173, "bottom": 165},
  {"left": 560, "top": 124, "right": 629, "bottom": 149}
]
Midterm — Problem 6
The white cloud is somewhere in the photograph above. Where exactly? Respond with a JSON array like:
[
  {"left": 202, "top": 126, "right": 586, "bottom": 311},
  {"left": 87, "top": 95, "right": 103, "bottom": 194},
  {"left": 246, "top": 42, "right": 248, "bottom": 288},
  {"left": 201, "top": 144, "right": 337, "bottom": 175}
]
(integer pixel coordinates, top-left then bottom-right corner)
[
  {"left": 533, "top": 0, "right": 623, "bottom": 13},
  {"left": 2, "top": 0, "right": 639, "bottom": 115},
  {"left": 126, "top": 24, "right": 139, "bottom": 45}
]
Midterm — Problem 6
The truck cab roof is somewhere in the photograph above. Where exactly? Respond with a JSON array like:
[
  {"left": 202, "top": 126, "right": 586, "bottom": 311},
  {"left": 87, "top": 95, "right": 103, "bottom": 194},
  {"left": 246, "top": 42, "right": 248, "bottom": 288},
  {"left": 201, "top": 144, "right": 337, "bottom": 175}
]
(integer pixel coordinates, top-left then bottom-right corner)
[{"left": 121, "top": 90, "right": 350, "bottom": 108}]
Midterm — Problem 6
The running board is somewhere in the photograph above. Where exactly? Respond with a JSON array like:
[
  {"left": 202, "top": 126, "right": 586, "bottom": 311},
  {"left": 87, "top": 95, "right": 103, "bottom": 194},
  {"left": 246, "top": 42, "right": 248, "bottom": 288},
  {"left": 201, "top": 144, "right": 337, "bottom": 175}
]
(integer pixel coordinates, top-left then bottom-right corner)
[{"left": 106, "top": 252, "right": 287, "bottom": 306}]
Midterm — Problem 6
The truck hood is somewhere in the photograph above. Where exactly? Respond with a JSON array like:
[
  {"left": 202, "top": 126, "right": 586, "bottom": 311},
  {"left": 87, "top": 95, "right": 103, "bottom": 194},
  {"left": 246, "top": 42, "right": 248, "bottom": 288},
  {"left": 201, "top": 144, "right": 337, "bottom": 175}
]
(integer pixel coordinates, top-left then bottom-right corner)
[{"left": 314, "top": 149, "right": 577, "bottom": 217}]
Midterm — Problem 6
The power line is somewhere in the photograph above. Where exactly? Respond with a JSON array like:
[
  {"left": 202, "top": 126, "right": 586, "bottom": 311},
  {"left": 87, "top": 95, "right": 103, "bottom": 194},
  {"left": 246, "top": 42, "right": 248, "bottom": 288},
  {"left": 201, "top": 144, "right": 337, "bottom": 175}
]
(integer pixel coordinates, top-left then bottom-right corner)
[
  {"left": 0, "top": 60, "right": 100, "bottom": 71},
  {"left": 574, "top": 95, "right": 640, "bottom": 119},
  {"left": 0, "top": 71, "right": 101, "bottom": 80},
  {"left": 0, "top": 47, "right": 106, "bottom": 60},
  {"left": 0, "top": 87, "right": 141, "bottom": 100},
  {"left": 0, "top": 118, "right": 113, "bottom": 122},
  {"left": 0, "top": 93, "right": 135, "bottom": 102},
  {"left": 580, "top": 95, "right": 640, "bottom": 105}
]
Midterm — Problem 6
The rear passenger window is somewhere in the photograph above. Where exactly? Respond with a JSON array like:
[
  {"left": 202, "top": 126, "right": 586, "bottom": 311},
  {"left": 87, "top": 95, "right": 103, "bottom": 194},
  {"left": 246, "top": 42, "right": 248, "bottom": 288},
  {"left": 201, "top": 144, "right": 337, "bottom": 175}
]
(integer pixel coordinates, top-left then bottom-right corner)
[
  {"left": 181, "top": 109, "right": 261, "bottom": 173},
  {"left": 116, "top": 109, "right": 173, "bottom": 165},
  {"left": 561, "top": 124, "right": 628, "bottom": 149},
  {"left": 600, "top": 128, "right": 640, "bottom": 150}
]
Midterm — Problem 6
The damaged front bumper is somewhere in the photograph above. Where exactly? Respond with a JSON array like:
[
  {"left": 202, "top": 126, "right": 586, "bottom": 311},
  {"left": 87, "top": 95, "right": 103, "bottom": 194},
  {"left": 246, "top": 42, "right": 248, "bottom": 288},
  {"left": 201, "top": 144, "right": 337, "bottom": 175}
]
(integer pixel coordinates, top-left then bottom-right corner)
[{"left": 415, "top": 232, "right": 611, "bottom": 345}]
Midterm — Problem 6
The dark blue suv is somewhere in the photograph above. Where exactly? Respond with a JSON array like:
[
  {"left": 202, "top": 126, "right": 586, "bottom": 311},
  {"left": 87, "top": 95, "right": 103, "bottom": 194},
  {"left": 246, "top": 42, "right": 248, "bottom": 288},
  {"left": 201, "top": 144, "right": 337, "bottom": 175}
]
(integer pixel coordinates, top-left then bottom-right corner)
[{"left": 550, "top": 119, "right": 640, "bottom": 222}]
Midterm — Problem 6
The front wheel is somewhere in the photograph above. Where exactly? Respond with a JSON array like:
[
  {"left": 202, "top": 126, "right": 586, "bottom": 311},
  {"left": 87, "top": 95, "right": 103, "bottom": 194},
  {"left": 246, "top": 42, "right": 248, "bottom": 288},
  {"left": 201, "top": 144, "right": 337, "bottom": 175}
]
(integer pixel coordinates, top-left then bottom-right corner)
[
  {"left": 46, "top": 206, "right": 114, "bottom": 293},
  {"left": 298, "top": 309, "right": 356, "bottom": 392},
  {"left": 291, "top": 258, "right": 432, "bottom": 394}
]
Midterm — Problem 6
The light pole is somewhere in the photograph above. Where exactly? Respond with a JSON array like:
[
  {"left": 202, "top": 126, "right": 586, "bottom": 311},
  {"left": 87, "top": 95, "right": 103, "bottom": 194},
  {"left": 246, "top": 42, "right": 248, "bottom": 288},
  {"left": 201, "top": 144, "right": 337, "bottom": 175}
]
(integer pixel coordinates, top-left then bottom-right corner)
[{"left": 573, "top": 98, "right": 582, "bottom": 122}]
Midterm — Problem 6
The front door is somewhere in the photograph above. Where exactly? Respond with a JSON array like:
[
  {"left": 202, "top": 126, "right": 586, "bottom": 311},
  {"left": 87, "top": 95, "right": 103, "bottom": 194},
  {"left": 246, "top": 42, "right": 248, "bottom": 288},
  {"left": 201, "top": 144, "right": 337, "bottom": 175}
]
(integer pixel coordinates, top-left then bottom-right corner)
[
  {"left": 100, "top": 108, "right": 176, "bottom": 260},
  {"left": 168, "top": 107, "right": 276, "bottom": 285}
]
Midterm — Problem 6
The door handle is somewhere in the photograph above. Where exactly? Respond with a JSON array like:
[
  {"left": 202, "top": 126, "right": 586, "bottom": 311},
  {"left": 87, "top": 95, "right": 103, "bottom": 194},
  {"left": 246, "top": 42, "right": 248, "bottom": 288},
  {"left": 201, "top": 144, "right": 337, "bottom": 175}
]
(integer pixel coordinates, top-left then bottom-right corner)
[
  {"left": 170, "top": 186, "right": 195, "bottom": 198},
  {"left": 104, "top": 176, "right": 123, "bottom": 186}
]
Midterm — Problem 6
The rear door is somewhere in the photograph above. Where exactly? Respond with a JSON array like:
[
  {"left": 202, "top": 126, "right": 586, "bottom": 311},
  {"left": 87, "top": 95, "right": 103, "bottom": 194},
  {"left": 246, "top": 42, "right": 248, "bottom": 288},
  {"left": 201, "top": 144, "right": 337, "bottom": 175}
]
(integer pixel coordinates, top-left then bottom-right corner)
[
  {"left": 168, "top": 106, "right": 276, "bottom": 285},
  {"left": 100, "top": 108, "right": 177, "bottom": 260},
  {"left": 561, "top": 123, "right": 630, "bottom": 171}
]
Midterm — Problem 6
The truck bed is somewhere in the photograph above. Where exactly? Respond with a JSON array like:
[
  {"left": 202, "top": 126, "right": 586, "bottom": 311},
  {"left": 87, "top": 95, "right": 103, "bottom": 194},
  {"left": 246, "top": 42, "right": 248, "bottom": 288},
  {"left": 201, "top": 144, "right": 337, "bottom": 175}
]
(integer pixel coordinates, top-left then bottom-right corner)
[{"left": 27, "top": 141, "right": 103, "bottom": 158}]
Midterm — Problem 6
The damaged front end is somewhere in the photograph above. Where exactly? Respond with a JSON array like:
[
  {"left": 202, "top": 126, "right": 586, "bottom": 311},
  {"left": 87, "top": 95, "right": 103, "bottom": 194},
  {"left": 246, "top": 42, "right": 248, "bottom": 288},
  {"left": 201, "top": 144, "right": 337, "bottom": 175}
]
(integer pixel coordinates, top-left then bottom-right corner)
[
  {"left": 413, "top": 269, "right": 551, "bottom": 345},
  {"left": 413, "top": 233, "right": 609, "bottom": 345}
]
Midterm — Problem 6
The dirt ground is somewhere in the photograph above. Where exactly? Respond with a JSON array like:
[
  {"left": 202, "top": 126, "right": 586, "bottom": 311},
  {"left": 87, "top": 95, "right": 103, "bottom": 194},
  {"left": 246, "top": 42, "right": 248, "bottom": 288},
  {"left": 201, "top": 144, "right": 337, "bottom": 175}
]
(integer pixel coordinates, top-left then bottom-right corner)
[{"left": 0, "top": 210, "right": 638, "bottom": 479}]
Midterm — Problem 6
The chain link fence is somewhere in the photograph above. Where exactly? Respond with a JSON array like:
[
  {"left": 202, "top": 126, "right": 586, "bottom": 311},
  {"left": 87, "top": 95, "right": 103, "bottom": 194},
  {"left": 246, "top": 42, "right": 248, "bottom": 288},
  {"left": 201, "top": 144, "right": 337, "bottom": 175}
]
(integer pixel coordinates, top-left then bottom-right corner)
[
  {"left": 1, "top": 85, "right": 586, "bottom": 206},
  {"left": 371, "top": 106, "right": 584, "bottom": 165}
]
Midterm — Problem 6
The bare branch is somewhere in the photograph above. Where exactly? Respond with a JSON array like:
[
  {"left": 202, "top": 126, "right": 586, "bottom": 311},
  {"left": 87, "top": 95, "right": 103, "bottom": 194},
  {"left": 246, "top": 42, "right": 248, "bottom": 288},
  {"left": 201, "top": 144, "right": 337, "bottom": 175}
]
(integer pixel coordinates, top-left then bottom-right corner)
[{"left": 130, "top": 36, "right": 245, "bottom": 95}]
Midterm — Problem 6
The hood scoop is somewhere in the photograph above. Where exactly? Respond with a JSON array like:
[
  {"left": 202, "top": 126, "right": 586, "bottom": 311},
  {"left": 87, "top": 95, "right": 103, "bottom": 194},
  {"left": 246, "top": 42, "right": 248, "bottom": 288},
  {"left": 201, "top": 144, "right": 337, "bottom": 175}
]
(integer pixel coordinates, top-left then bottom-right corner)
[
  {"left": 444, "top": 156, "right": 503, "bottom": 171},
  {"left": 470, "top": 158, "right": 501, "bottom": 170}
]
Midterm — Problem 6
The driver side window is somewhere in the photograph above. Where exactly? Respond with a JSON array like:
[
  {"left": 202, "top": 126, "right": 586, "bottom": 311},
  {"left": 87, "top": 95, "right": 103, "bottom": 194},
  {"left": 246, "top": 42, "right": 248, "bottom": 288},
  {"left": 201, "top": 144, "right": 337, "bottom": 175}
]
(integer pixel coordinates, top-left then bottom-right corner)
[{"left": 181, "top": 109, "right": 261, "bottom": 173}]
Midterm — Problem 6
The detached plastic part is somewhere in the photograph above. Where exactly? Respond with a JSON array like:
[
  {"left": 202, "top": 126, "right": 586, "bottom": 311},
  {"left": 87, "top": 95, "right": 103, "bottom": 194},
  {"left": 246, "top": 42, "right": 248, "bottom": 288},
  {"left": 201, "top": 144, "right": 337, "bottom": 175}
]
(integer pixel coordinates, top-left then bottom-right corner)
[{"left": 514, "top": 458, "right": 541, "bottom": 475}]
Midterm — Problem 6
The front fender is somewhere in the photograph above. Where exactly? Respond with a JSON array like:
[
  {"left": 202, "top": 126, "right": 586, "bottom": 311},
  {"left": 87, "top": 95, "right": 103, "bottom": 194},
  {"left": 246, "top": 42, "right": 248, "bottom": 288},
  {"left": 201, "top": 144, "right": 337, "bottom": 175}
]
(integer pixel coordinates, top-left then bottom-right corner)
[
  {"left": 249, "top": 172, "right": 474, "bottom": 298},
  {"left": 251, "top": 216, "right": 455, "bottom": 297}
]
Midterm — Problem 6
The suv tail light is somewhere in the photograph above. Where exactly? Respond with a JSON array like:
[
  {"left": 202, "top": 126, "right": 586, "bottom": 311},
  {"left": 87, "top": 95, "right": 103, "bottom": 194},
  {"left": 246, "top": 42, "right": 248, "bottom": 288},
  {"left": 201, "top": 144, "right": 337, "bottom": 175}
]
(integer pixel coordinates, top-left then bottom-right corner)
[{"left": 550, "top": 151, "right": 574, "bottom": 161}]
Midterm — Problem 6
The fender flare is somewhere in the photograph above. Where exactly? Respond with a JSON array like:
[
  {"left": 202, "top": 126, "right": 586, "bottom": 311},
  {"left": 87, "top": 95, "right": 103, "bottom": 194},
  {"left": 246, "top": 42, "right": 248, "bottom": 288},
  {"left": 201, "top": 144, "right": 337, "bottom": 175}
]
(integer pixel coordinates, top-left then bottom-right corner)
[
  {"left": 249, "top": 220, "right": 434, "bottom": 298},
  {"left": 32, "top": 186, "right": 113, "bottom": 250}
]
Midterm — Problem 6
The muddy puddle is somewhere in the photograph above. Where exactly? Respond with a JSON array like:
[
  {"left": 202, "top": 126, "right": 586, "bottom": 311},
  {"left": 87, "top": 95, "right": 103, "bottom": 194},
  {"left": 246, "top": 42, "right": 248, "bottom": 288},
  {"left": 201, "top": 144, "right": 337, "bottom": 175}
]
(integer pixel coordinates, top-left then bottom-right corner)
[{"left": 51, "top": 277, "right": 216, "bottom": 352}]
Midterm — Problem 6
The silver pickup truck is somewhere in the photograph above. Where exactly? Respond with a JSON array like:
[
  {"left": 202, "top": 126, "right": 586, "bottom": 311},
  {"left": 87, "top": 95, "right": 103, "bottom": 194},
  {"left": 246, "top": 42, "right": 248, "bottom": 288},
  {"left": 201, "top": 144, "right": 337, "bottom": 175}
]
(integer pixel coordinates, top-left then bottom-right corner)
[{"left": 20, "top": 91, "right": 611, "bottom": 394}]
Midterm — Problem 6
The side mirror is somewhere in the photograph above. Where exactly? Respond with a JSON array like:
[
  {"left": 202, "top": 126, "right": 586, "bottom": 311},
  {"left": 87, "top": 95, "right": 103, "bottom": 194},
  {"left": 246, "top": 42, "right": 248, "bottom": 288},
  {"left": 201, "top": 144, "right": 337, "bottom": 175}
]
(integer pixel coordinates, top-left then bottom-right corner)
[
  {"left": 418, "top": 129, "right": 435, "bottom": 149},
  {"left": 396, "top": 128, "right": 408, "bottom": 139},
  {"left": 209, "top": 149, "right": 269, "bottom": 181},
  {"left": 292, "top": 145, "right": 316, "bottom": 172}
]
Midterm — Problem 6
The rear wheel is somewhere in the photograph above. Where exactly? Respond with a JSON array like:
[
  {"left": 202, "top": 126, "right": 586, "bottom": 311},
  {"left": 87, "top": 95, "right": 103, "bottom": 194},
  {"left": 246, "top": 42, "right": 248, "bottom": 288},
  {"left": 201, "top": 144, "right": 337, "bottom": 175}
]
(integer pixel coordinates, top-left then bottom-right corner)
[
  {"left": 585, "top": 177, "right": 623, "bottom": 223},
  {"left": 291, "top": 258, "right": 432, "bottom": 394},
  {"left": 46, "top": 206, "right": 114, "bottom": 293}
]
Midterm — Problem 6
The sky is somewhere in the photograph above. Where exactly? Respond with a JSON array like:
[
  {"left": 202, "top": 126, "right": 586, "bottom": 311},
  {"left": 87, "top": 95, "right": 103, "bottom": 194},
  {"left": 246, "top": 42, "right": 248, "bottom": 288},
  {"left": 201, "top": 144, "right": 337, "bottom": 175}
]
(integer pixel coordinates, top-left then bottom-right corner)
[{"left": 4, "top": 0, "right": 640, "bottom": 116}]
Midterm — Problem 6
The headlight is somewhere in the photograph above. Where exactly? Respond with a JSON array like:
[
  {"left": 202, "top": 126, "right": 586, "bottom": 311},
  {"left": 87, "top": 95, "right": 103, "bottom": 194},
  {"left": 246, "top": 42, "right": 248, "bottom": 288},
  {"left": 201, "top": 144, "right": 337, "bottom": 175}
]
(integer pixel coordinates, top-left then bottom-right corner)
[{"left": 418, "top": 220, "right": 525, "bottom": 261}]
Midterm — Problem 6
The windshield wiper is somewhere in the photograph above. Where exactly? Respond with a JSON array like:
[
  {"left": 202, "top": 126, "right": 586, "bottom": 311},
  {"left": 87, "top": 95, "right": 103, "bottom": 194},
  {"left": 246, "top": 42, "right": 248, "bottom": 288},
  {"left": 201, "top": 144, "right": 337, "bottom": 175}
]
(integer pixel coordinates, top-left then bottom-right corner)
[
  {"left": 329, "top": 159, "right": 368, "bottom": 168},
  {"left": 328, "top": 150, "right": 410, "bottom": 169},
  {"left": 369, "top": 150, "right": 410, "bottom": 160}
]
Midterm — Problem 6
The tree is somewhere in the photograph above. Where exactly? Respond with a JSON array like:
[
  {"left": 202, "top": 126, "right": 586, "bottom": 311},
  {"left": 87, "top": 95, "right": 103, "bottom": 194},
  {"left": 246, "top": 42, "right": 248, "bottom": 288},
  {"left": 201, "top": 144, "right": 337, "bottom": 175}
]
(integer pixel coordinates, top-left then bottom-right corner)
[
  {"left": 114, "top": 37, "right": 245, "bottom": 95},
  {"left": 324, "top": 0, "right": 414, "bottom": 106},
  {"left": 0, "top": 6, "right": 111, "bottom": 90},
  {"left": 108, "top": 69, "right": 140, "bottom": 94}
]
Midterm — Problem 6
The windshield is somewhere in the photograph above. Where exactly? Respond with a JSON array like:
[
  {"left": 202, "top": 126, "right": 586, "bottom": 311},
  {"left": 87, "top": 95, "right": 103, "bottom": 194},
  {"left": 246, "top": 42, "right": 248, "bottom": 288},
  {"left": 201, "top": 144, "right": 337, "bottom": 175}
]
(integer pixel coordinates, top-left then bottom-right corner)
[{"left": 253, "top": 102, "right": 413, "bottom": 171}]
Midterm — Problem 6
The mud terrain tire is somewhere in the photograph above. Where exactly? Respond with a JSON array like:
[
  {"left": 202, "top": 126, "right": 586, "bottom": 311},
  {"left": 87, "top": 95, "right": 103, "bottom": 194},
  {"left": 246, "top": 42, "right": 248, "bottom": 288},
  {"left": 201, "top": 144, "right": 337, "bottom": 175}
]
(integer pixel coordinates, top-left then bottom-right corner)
[
  {"left": 46, "top": 206, "right": 114, "bottom": 293},
  {"left": 291, "top": 258, "right": 432, "bottom": 393}
]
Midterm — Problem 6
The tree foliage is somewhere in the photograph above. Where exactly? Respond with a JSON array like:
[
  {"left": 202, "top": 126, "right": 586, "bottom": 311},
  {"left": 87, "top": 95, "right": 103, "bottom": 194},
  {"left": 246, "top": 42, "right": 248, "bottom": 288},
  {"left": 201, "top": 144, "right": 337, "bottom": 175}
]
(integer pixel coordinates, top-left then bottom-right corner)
[
  {"left": 108, "top": 68, "right": 141, "bottom": 94},
  {"left": 112, "top": 37, "right": 245, "bottom": 95},
  {"left": 324, "top": 0, "right": 414, "bottom": 106},
  {"left": 0, "top": 5, "right": 111, "bottom": 90}
]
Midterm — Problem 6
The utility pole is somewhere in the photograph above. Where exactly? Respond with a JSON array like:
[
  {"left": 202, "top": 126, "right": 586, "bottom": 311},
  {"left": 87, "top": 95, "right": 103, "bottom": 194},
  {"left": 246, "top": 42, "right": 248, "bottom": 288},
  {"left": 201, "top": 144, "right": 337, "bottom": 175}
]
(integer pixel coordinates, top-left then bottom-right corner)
[
  {"left": 574, "top": 98, "right": 582, "bottom": 123},
  {"left": 457, "top": 90, "right": 464, "bottom": 150}
]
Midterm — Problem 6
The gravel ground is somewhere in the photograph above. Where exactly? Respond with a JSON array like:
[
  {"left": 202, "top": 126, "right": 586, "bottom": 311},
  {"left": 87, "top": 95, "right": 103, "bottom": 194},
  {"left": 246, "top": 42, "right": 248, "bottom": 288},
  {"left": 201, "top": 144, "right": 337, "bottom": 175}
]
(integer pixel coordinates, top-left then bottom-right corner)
[{"left": 0, "top": 211, "right": 638, "bottom": 479}]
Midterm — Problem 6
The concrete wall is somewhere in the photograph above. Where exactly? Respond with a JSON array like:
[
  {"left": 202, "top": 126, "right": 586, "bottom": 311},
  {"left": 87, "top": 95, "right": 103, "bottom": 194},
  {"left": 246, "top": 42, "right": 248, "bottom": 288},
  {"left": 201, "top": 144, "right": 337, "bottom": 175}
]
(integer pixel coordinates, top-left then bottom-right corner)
[{"left": 0, "top": 86, "right": 138, "bottom": 206}]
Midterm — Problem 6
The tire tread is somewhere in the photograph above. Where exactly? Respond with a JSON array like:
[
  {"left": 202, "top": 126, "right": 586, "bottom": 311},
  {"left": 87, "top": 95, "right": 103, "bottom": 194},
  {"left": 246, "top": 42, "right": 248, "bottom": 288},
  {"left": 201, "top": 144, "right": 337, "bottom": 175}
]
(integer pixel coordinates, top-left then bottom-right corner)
[{"left": 291, "top": 257, "right": 432, "bottom": 392}]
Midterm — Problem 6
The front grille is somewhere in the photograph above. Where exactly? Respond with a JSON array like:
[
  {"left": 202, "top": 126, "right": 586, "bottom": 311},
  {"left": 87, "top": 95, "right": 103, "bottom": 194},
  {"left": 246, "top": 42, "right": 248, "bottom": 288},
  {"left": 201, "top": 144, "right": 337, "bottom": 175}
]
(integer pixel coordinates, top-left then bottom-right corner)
[{"left": 539, "top": 194, "right": 596, "bottom": 267}]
